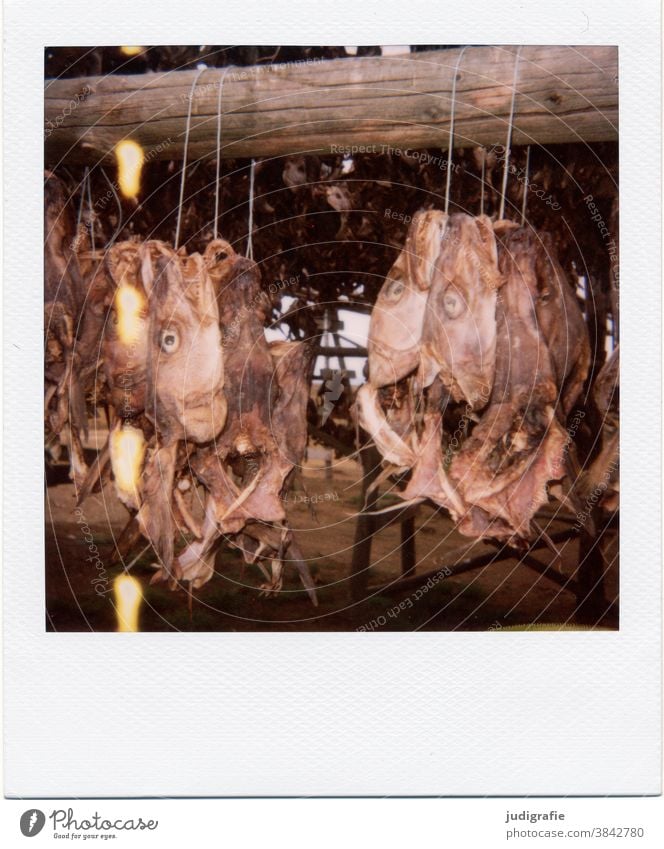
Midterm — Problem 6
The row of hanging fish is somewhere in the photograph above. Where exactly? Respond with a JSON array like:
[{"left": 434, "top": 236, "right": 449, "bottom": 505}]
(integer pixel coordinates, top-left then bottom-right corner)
[
  {"left": 44, "top": 171, "right": 317, "bottom": 603},
  {"left": 356, "top": 208, "right": 617, "bottom": 543}
]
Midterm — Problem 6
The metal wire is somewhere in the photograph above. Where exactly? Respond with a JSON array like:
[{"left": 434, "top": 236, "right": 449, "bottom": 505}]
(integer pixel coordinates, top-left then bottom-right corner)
[
  {"left": 101, "top": 167, "right": 123, "bottom": 245},
  {"left": 444, "top": 46, "right": 468, "bottom": 214},
  {"left": 520, "top": 144, "right": 531, "bottom": 225},
  {"left": 498, "top": 46, "right": 523, "bottom": 221},
  {"left": 246, "top": 158, "right": 256, "bottom": 260},
  {"left": 86, "top": 168, "right": 95, "bottom": 252},
  {"left": 213, "top": 67, "right": 232, "bottom": 239},
  {"left": 480, "top": 154, "right": 485, "bottom": 216},
  {"left": 175, "top": 67, "right": 206, "bottom": 249},
  {"left": 76, "top": 167, "right": 87, "bottom": 232}
]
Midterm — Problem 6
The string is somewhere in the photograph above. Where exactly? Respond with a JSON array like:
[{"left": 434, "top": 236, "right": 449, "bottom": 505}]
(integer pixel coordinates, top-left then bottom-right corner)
[
  {"left": 86, "top": 168, "right": 96, "bottom": 252},
  {"left": 77, "top": 167, "right": 87, "bottom": 232},
  {"left": 246, "top": 158, "right": 256, "bottom": 260},
  {"left": 520, "top": 145, "right": 531, "bottom": 225},
  {"left": 444, "top": 46, "right": 468, "bottom": 214},
  {"left": 175, "top": 66, "right": 206, "bottom": 250},
  {"left": 213, "top": 67, "right": 232, "bottom": 240},
  {"left": 101, "top": 167, "right": 123, "bottom": 245},
  {"left": 480, "top": 153, "right": 485, "bottom": 216},
  {"left": 498, "top": 46, "right": 523, "bottom": 221}
]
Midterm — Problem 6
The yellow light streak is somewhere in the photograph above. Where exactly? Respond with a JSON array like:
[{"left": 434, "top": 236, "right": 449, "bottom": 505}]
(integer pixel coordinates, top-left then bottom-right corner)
[
  {"left": 114, "top": 574, "right": 143, "bottom": 632},
  {"left": 114, "top": 283, "right": 145, "bottom": 345},
  {"left": 110, "top": 424, "right": 146, "bottom": 507},
  {"left": 115, "top": 140, "right": 144, "bottom": 199}
]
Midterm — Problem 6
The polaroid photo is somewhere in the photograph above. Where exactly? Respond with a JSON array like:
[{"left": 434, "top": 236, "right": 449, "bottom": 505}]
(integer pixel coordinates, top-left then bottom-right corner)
[{"left": 2, "top": 0, "right": 661, "bottom": 802}]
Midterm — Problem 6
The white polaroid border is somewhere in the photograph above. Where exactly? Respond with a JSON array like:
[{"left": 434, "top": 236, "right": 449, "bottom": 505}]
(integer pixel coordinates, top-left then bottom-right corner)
[{"left": 3, "top": 0, "right": 661, "bottom": 797}]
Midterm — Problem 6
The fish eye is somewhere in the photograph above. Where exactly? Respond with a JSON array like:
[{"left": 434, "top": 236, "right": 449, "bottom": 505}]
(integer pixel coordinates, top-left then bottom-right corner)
[
  {"left": 443, "top": 287, "right": 466, "bottom": 319},
  {"left": 384, "top": 278, "right": 406, "bottom": 302},
  {"left": 159, "top": 327, "right": 180, "bottom": 353}
]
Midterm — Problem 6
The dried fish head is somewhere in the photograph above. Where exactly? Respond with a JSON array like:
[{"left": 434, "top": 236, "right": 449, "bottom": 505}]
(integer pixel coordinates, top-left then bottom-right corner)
[
  {"left": 367, "top": 210, "right": 447, "bottom": 387},
  {"left": 420, "top": 214, "right": 502, "bottom": 409},
  {"left": 102, "top": 240, "right": 151, "bottom": 418},
  {"left": 143, "top": 247, "right": 226, "bottom": 444}
]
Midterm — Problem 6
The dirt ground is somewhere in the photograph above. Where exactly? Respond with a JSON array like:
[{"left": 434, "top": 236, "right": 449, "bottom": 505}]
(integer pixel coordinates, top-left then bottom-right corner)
[{"left": 45, "top": 446, "right": 618, "bottom": 633}]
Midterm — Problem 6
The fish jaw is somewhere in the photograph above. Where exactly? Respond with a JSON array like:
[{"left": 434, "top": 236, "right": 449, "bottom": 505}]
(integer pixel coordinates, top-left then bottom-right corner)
[
  {"left": 356, "top": 383, "right": 417, "bottom": 467},
  {"left": 367, "top": 339, "right": 421, "bottom": 388}
]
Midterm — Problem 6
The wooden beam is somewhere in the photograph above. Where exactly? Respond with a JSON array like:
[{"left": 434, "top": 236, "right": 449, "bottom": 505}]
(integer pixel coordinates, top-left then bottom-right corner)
[
  {"left": 373, "top": 528, "right": 578, "bottom": 595},
  {"left": 372, "top": 502, "right": 425, "bottom": 533},
  {"left": 44, "top": 45, "right": 618, "bottom": 165},
  {"left": 316, "top": 345, "right": 368, "bottom": 358},
  {"left": 307, "top": 424, "right": 356, "bottom": 458}
]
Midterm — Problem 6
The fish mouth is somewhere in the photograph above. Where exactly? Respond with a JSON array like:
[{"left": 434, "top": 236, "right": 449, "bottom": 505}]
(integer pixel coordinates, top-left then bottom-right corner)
[
  {"left": 367, "top": 341, "right": 420, "bottom": 388},
  {"left": 180, "top": 393, "right": 228, "bottom": 443},
  {"left": 456, "top": 374, "right": 493, "bottom": 410},
  {"left": 355, "top": 383, "right": 417, "bottom": 468},
  {"left": 111, "top": 386, "right": 145, "bottom": 419},
  {"left": 418, "top": 345, "right": 493, "bottom": 409}
]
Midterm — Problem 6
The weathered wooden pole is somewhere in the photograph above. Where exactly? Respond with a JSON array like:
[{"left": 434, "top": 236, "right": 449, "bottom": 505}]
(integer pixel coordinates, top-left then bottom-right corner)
[
  {"left": 400, "top": 516, "right": 417, "bottom": 577},
  {"left": 349, "top": 444, "right": 382, "bottom": 601},
  {"left": 576, "top": 509, "right": 613, "bottom": 625},
  {"left": 45, "top": 45, "right": 618, "bottom": 165}
]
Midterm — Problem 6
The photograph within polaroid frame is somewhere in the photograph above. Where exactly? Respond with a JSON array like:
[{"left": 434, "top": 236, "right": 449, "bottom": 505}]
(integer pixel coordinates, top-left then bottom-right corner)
[{"left": 44, "top": 44, "right": 619, "bottom": 634}]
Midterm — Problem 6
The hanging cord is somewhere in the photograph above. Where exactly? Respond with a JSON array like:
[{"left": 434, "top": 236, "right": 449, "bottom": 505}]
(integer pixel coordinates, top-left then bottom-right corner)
[
  {"left": 175, "top": 66, "right": 206, "bottom": 250},
  {"left": 213, "top": 67, "right": 232, "bottom": 240},
  {"left": 101, "top": 166, "right": 123, "bottom": 245},
  {"left": 520, "top": 144, "right": 531, "bottom": 225},
  {"left": 86, "top": 168, "right": 96, "bottom": 252},
  {"left": 480, "top": 154, "right": 486, "bottom": 216},
  {"left": 444, "top": 46, "right": 468, "bottom": 214},
  {"left": 246, "top": 157, "right": 256, "bottom": 260},
  {"left": 498, "top": 46, "right": 523, "bottom": 221},
  {"left": 76, "top": 167, "right": 88, "bottom": 232}
]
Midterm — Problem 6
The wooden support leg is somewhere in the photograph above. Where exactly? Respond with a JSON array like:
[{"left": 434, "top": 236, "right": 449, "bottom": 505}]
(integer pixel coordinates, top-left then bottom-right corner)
[
  {"left": 349, "top": 444, "right": 382, "bottom": 601},
  {"left": 400, "top": 516, "right": 416, "bottom": 577},
  {"left": 109, "top": 514, "right": 142, "bottom": 566},
  {"left": 376, "top": 530, "right": 578, "bottom": 595},
  {"left": 575, "top": 506, "right": 611, "bottom": 624},
  {"left": 287, "top": 539, "right": 319, "bottom": 607}
]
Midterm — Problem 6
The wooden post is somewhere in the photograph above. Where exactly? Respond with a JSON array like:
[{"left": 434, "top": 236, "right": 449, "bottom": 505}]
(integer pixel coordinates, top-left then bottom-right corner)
[
  {"left": 349, "top": 444, "right": 382, "bottom": 601},
  {"left": 576, "top": 508, "right": 612, "bottom": 624},
  {"left": 45, "top": 46, "right": 618, "bottom": 165},
  {"left": 400, "top": 516, "right": 416, "bottom": 577}
]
